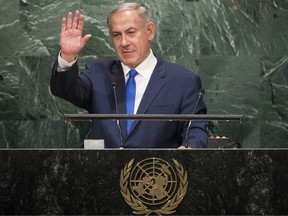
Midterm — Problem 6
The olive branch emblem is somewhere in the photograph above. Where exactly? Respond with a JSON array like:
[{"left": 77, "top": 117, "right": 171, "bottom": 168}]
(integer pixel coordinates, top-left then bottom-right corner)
[{"left": 120, "top": 158, "right": 188, "bottom": 215}]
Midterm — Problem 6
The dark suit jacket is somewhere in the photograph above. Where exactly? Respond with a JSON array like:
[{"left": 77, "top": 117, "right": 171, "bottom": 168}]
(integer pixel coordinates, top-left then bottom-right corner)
[{"left": 50, "top": 57, "right": 208, "bottom": 148}]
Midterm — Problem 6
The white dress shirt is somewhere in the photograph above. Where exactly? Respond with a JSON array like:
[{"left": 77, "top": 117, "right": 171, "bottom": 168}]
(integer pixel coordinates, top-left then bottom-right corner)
[
  {"left": 121, "top": 50, "right": 157, "bottom": 113},
  {"left": 57, "top": 51, "right": 78, "bottom": 71},
  {"left": 57, "top": 50, "right": 157, "bottom": 113}
]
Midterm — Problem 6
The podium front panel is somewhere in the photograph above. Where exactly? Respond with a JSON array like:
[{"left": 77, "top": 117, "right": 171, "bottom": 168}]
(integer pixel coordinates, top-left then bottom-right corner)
[{"left": 0, "top": 149, "right": 287, "bottom": 215}]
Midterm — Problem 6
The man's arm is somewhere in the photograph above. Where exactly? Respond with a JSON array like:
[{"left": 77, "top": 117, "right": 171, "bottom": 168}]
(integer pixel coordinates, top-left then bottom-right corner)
[{"left": 50, "top": 10, "right": 92, "bottom": 108}]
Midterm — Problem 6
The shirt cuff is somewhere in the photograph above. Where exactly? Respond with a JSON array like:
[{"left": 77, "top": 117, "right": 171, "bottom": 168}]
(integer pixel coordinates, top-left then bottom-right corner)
[{"left": 57, "top": 51, "right": 78, "bottom": 72}]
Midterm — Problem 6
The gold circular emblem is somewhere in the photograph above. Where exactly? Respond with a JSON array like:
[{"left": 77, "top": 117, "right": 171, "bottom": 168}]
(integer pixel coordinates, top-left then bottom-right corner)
[{"left": 120, "top": 157, "right": 188, "bottom": 215}]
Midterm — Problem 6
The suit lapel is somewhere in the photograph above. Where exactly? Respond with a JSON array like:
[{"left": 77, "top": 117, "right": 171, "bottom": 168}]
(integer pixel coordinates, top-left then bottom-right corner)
[
  {"left": 128, "top": 60, "right": 167, "bottom": 134},
  {"left": 110, "top": 58, "right": 167, "bottom": 139}
]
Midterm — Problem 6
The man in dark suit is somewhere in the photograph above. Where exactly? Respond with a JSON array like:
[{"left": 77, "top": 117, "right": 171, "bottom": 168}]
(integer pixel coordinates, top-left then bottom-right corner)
[{"left": 50, "top": 3, "right": 208, "bottom": 148}]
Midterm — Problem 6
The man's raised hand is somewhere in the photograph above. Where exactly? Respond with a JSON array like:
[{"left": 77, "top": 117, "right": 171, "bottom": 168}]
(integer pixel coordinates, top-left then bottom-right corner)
[{"left": 60, "top": 10, "right": 91, "bottom": 63}]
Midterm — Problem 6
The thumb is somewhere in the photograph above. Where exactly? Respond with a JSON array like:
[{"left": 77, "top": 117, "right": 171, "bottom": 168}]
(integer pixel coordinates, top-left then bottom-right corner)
[{"left": 81, "top": 34, "right": 92, "bottom": 46}]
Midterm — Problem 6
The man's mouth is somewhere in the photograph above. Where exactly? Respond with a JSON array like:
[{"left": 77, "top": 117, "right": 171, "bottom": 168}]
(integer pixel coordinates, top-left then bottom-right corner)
[{"left": 122, "top": 51, "right": 134, "bottom": 56}]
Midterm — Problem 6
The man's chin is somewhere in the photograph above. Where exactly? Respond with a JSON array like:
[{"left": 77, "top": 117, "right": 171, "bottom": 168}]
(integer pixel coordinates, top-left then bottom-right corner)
[{"left": 121, "top": 59, "right": 138, "bottom": 68}]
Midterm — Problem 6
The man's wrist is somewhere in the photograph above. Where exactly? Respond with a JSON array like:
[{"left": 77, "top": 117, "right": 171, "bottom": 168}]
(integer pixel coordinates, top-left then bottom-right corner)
[
  {"left": 57, "top": 50, "right": 78, "bottom": 72},
  {"left": 60, "top": 52, "right": 77, "bottom": 63}
]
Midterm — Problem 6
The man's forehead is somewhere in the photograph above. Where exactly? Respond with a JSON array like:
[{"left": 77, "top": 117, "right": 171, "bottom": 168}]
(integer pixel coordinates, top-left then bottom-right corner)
[
  {"left": 110, "top": 13, "right": 140, "bottom": 31},
  {"left": 110, "top": 10, "right": 140, "bottom": 23}
]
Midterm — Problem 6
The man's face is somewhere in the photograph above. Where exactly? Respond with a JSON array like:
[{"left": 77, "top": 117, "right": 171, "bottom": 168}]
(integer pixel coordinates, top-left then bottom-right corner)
[{"left": 109, "top": 10, "right": 155, "bottom": 68}]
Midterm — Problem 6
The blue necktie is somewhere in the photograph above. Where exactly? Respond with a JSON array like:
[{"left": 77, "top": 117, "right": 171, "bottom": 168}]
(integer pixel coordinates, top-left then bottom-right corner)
[{"left": 126, "top": 69, "right": 138, "bottom": 132}]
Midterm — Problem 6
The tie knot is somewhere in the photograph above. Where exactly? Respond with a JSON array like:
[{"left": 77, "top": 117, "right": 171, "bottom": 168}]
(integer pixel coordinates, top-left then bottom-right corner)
[{"left": 129, "top": 69, "right": 138, "bottom": 79}]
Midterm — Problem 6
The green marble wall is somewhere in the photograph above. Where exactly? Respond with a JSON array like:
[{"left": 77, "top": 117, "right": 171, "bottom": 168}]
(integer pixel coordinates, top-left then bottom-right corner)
[{"left": 0, "top": 0, "right": 287, "bottom": 148}]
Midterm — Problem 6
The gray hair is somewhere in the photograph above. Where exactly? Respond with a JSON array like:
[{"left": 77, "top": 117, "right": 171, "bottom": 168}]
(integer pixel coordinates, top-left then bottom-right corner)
[{"left": 107, "top": 3, "right": 151, "bottom": 34}]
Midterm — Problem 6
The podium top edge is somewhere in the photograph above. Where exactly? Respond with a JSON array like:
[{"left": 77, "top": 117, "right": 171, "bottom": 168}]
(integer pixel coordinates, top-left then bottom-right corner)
[
  {"left": 2, "top": 148, "right": 288, "bottom": 151},
  {"left": 63, "top": 114, "right": 243, "bottom": 121}
]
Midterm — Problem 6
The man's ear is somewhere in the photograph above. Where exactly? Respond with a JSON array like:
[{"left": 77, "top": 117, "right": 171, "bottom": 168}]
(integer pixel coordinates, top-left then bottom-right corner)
[{"left": 147, "top": 22, "right": 155, "bottom": 41}]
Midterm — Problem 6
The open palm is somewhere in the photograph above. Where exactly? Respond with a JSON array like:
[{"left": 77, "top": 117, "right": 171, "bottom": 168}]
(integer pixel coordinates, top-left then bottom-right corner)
[{"left": 60, "top": 11, "right": 91, "bottom": 62}]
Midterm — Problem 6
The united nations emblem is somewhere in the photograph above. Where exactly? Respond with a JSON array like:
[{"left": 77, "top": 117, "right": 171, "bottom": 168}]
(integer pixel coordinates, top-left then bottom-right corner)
[{"left": 120, "top": 157, "right": 188, "bottom": 215}]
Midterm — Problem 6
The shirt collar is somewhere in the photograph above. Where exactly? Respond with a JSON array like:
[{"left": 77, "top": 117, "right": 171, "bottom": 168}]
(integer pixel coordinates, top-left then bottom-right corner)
[{"left": 122, "top": 49, "right": 157, "bottom": 79}]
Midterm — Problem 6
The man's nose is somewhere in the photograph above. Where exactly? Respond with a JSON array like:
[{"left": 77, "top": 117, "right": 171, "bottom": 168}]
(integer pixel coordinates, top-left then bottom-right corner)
[{"left": 121, "top": 35, "right": 129, "bottom": 46}]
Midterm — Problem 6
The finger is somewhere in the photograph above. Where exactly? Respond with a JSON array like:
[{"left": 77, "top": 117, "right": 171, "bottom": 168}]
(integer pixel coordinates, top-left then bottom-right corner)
[
  {"left": 61, "top": 17, "right": 66, "bottom": 33},
  {"left": 77, "top": 15, "right": 85, "bottom": 32},
  {"left": 67, "top": 11, "right": 73, "bottom": 29},
  {"left": 72, "top": 10, "right": 80, "bottom": 29},
  {"left": 81, "top": 34, "right": 92, "bottom": 46}
]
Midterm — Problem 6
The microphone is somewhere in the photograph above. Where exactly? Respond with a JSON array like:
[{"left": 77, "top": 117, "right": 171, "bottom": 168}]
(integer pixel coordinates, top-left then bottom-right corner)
[
  {"left": 184, "top": 89, "right": 205, "bottom": 148},
  {"left": 111, "top": 82, "right": 124, "bottom": 149}
]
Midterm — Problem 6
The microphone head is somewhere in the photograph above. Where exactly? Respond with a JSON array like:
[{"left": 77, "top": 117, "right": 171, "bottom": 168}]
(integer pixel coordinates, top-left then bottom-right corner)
[
  {"left": 111, "top": 82, "right": 117, "bottom": 88},
  {"left": 200, "top": 88, "right": 205, "bottom": 96}
]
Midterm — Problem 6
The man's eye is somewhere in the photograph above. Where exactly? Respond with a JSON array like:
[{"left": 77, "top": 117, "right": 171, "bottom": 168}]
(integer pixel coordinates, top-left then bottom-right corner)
[
  {"left": 128, "top": 31, "right": 135, "bottom": 35},
  {"left": 113, "top": 33, "right": 120, "bottom": 38}
]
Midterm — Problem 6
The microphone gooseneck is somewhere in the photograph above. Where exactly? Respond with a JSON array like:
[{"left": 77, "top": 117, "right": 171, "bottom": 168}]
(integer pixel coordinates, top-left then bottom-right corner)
[
  {"left": 184, "top": 89, "right": 205, "bottom": 148},
  {"left": 111, "top": 82, "right": 124, "bottom": 149}
]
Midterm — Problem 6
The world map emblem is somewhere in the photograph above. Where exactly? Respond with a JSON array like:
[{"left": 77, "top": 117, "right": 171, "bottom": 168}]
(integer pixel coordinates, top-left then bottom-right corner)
[{"left": 120, "top": 157, "right": 188, "bottom": 215}]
